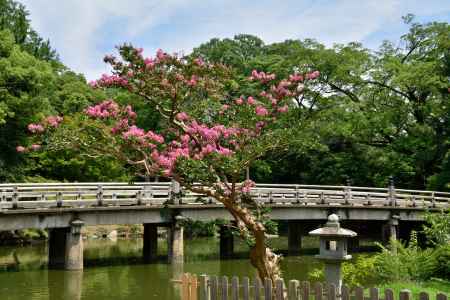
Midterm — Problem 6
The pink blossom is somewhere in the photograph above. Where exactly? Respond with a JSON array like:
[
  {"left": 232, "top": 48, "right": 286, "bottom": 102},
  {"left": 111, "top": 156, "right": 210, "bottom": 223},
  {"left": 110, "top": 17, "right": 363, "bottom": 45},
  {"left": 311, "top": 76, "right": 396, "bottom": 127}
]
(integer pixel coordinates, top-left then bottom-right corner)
[
  {"left": 27, "top": 123, "right": 45, "bottom": 133},
  {"left": 193, "top": 57, "right": 205, "bottom": 66},
  {"left": 16, "top": 146, "right": 26, "bottom": 153},
  {"left": 30, "top": 144, "right": 41, "bottom": 151},
  {"left": 306, "top": 71, "right": 320, "bottom": 80},
  {"left": 250, "top": 70, "right": 276, "bottom": 83},
  {"left": 277, "top": 105, "right": 289, "bottom": 113},
  {"left": 46, "top": 116, "right": 63, "bottom": 127},
  {"left": 156, "top": 49, "right": 168, "bottom": 61},
  {"left": 289, "top": 73, "right": 304, "bottom": 82},
  {"left": 241, "top": 179, "right": 255, "bottom": 194},
  {"left": 144, "top": 57, "right": 155, "bottom": 69},
  {"left": 186, "top": 75, "right": 198, "bottom": 86},
  {"left": 122, "top": 125, "right": 145, "bottom": 140},
  {"left": 247, "top": 96, "right": 256, "bottom": 105},
  {"left": 201, "top": 144, "right": 216, "bottom": 155},
  {"left": 221, "top": 104, "right": 229, "bottom": 111},
  {"left": 255, "top": 106, "right": 269, "bottom": 116},
  {"left": 256, "top": 121, "right": 266, "bottom": 129},
  {"left": 92, "top": 74, "right": 129, "bottom": 88},
  {"left": 235, "top": 98, "right": 244, "bottom": 105},
  {"left": 217, "top": 146, "right": 233, "bottom": 156},
  {"left": 85, "top": 100, "right": 120, "bottom": 119},
  {"left": 176, "top": 112, "right": 189, "bottom": 121},
  {"left": 146, "top": 131, "right": 164, "bottom": 144}
]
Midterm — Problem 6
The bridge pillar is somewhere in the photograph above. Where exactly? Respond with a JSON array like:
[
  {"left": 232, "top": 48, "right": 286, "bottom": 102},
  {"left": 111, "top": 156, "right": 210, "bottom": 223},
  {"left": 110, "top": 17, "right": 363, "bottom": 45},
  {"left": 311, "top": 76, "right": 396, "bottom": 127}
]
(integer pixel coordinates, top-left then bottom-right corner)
[
  {"left": 168, "top": 217, "right": 184, "bottom": 264},
  {"left": 219, "top": 225, "right": 234, "bottom": 259},
  {"left": 48, "top": 220, "right": 84, "bottom": 270},
  {"left": 65, "top": 219, "right": 84, "bottom": 270},
  {"left": 48, "top": 227, "right": 69, "bottom": 269},
  {"left": 382, "top": 216, "right": 399, "bottom": 244},
  {"left": 288, "top": 220, "right": 302, "bottom": 255},
  {"left": 143, "top": 223, "right": 158, "bottom": 262}
]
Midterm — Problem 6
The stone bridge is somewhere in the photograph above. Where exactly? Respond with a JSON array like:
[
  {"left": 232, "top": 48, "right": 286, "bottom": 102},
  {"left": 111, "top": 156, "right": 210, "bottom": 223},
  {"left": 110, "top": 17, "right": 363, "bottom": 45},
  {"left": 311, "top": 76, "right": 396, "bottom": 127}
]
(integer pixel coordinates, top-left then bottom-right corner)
[{"left": 0, "top": 182, "right": 448, "bottom": 270}]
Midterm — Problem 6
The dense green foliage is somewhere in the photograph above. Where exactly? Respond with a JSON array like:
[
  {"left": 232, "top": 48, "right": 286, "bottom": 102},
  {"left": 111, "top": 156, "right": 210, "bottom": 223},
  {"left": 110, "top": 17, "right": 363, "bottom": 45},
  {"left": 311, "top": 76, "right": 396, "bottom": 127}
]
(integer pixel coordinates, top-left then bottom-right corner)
[
  {"left": 0, "top": 0, "right": 58, "bottom": 62},
  {"left": 193, "top": 16, "right": 450, "bottom": 189}
]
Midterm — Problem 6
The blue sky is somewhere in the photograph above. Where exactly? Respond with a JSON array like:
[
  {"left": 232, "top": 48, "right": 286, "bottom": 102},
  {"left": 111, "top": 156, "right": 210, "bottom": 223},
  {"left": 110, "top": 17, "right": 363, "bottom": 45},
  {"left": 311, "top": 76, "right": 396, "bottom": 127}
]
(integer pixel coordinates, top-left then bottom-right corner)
[{"left": 20, "top": 0, "right": 450, "bottom": 80}]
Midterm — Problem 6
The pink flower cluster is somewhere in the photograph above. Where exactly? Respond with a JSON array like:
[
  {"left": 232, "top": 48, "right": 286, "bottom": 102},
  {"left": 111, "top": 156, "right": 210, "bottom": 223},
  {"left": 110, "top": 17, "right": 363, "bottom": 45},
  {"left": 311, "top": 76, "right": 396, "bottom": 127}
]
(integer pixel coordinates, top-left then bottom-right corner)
[
  {"left": 306, "top": 71, "right": 320, "bottom": 80},
  {"left": 85, "top": 100, "right": 120, "bottom": 118},
  {"left": 16, "top": 146, "right": 26, "bottom": 153},
  {"left": 193, "top": 57, "right": 205, "bottom": 67},
  {"left": 89, "top": 74, "right": 129, "bottom": 89},
  {"left": 250, "top": 70, "right": 276, "bottom": 83},
  {"left": 144, "top": 57, "right": 155, "bottom": 69},
  {"left": 241, "top": 179, "right": 256, "bottom": 194},
  {"left": 255, "top": 106, "right": 269, "bottom": 116},
  {"left": 46, "top": 116, "right": 63, "bottom": 127},
  {"left": 148, "top": 122, "right": 240, "bottom": 176},
  {"left": 16, "top": 144, "right": 41, "bottom": 153},
  {"left": 289, "top": 73, "right": 304, "bottom": 82},
  {"left": 28, "top": 123, "right": 45, "bottom": 133}
]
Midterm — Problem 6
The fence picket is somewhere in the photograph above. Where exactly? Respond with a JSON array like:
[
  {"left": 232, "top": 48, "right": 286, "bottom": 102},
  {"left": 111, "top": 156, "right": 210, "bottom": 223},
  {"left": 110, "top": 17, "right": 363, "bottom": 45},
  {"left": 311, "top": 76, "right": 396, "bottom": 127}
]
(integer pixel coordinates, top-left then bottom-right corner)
[
  {"left": 210, "top": 276, "right": 219, "bottom": 300},
  {"left": 328, "top": 284, "right": 336, "bottom": 300},
  {"left": 191, "top": 274, "right": 198, "bottom": 300},
  {"left": 199, "top": 275, "right": 208, "bottom": 300},
  {"left": 314, "top": 282, "right": 323, "bottom": 300},
  {"left": 384, "top": 288, "right": 394, "bottom": 300},
  {"left": 370, "top": 287, "right": 379, "bottom": 300},
  {"left": 400, "top": 289, "right": 412, "bottom": 300},
  {"left": 355, "top": 287, "right": 364, "bottom": 300},
  {"left": 254, "top": 278, "right": 262, "bottom": 300},
  {"left": 231, "top": 276, "right": 239, "bottom": 300},
  {"left": 288, "top": 280, "right": 299, "bottom": 300},
  {"left": 264, "top": 278, "right": 272, "bottom": 300},
  {"left": 419, "top": 292, "right": 429, "bottom": 300},
  {"left": 221, "top": 276, "right": 229, "bottom": 300},
  {"left": 437, "top": 293, "right": 448, "bottom": 300},
  {"left": 341, "top": 285, "right": 350, "bottom": 300},
  {"left": 275, "top": 279, "right": 285, "bottom": 300},
  {"left": 242, "top": 277, "right": 250, "bottom": 300},
  {"left": 182, "top": 273, "right": 190, "bottom": 300},
  {"left": 302, "top": 281, "right": 310, "bottom": 300}
]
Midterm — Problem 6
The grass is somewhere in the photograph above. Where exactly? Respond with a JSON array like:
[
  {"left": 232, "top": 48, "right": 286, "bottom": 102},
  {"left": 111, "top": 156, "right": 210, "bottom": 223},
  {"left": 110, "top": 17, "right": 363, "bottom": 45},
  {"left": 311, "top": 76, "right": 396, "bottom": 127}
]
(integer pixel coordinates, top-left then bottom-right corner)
[{"left": 378, "top": 278, "right": 450, "bottom": 299}]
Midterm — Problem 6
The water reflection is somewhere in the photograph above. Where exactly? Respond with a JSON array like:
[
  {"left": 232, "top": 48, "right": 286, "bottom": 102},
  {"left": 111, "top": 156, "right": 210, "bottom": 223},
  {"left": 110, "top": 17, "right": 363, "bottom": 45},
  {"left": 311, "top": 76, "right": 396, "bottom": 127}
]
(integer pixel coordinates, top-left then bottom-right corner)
[
  {"left": 0, "top": 237, "right": 329, "bottom": 300},
  {"left": 48, "top": 270, "right": 83, "bottom": 300}
]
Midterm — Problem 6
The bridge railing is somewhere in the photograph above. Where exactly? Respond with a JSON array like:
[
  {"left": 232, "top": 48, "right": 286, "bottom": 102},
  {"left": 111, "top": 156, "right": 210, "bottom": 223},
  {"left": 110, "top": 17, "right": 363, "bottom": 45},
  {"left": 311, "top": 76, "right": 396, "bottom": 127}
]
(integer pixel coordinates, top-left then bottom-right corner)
[{"left": 0, "top": 182, "right": 449, "bottom": 210}]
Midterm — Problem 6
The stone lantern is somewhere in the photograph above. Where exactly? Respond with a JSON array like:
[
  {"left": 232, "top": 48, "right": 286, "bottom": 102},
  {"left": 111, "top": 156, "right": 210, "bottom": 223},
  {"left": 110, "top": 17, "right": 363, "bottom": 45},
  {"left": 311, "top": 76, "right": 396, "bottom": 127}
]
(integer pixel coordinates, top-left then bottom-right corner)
[{"left": 309, "top": 214, "right": 357, "bottom": 292}]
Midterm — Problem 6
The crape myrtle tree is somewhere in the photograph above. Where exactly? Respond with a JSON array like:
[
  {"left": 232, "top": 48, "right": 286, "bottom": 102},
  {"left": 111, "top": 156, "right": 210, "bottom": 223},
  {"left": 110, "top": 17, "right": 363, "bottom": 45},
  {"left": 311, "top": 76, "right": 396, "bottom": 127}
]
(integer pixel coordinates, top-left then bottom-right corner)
[{"left": 23, "top": 45, "right": 319, "bottom": 281}]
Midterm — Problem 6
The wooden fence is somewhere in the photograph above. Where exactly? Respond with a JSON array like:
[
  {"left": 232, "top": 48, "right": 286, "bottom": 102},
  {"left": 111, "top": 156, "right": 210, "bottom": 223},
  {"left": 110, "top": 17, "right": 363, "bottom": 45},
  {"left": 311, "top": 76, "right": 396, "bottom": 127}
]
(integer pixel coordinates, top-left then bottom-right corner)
[{"left": 178, "top": 274, "right": 448, "bottom": 300}]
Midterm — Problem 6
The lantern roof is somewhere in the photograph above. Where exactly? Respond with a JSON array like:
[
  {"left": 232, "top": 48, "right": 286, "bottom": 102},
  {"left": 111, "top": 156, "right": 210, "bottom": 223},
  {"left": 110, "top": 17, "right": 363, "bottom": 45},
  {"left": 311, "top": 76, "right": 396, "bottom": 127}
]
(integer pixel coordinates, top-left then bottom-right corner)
[{"left": 308, "top": 214, "right": 357, "bottom": 237}]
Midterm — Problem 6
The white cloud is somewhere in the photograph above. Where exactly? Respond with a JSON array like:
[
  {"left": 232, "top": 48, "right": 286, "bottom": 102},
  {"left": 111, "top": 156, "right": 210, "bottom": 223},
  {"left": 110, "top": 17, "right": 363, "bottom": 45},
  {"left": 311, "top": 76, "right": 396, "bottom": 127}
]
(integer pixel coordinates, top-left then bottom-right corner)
[{"left": 20, "top": 0, "right": 450, "bottom": 80}]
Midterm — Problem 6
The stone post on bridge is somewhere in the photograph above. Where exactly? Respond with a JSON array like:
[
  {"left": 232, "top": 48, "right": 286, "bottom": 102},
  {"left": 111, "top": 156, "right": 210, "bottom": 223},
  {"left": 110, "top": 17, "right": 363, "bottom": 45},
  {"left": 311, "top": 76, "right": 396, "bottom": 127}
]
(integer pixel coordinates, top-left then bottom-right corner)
[{"left": 168, "top": 215, "right": 185, "bottom": 264}]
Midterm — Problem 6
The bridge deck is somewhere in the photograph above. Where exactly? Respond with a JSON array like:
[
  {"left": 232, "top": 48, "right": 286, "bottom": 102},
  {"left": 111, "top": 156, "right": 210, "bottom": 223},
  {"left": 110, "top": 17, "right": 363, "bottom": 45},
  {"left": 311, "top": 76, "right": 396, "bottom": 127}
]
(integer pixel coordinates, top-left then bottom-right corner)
[{"left": 0, "top": 183, "right": 448, "bottom": 231}]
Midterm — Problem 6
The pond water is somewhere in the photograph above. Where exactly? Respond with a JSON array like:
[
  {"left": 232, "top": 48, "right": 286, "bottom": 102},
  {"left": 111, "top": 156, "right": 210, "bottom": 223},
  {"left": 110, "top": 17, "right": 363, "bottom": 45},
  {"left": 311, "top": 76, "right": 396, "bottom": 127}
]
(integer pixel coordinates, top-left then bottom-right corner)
[{"left": 0, "top": 237, "right": 334, "bottom": 300}]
